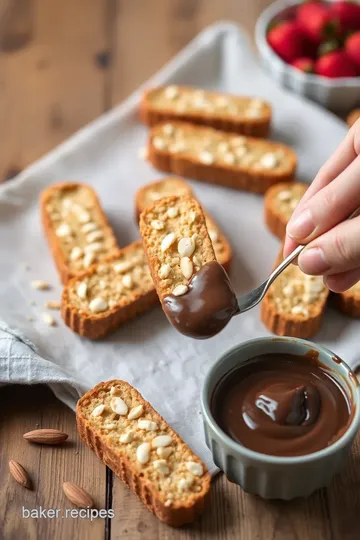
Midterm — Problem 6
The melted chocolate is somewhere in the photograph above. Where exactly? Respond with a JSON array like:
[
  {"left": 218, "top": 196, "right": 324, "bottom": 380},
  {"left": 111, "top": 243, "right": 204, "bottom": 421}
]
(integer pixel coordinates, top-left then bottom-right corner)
[
  {"left": 211, "top": 353, "right": 352, "bottom": 457},
  {"left": 163, "top": 261, "right": 239, "bottom": 339}
]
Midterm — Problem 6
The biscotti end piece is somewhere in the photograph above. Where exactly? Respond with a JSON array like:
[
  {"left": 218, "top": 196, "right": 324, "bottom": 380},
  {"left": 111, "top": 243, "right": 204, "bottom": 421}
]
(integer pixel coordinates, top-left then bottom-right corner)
[
  {"left": 140, "top": 86, "right": 271, "bottom": 137},
  {"left": 135, "top": 177, "right": 194, "bottom": 220},
  {"left": 139, "top": 195, "right": 216, "bottom": 301},
  {"left": 264, "top": 182, "right": 308, "bottom": 239},
  {"left": 147, "top": 122, "right": 297, "bottom": 194},
  {"left": 347, "top": 109, "right": 360, "bottom": 128},
  {"left": 76, "top": 380, "right": 211, "bottom": 526},
  {"left": 61, "top": 241, "right": 158, "bottom": 339},
  {"left": 41, "top": 182, "right": 119, "bottom": 284},
  {"left": 335, "top": 283, "right": 360, "bottom": 318},
  {"left": 261, "top": 248, "right": 329, "bottom": 338},
  {"left": 135, "top": 177, "right": 232, "bottom": 271}
]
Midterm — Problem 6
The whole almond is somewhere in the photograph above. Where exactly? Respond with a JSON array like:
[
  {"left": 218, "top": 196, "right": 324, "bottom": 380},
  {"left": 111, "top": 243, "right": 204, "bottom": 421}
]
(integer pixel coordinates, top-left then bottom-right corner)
[
  {"left": 23, "top": 428, "right": 68, "bottom": 445},
  {"left": 9, "top": 460, "right": 32, "bottom": 489},
  {"left": 63, "top": 482, "right": 94, "bottom": 508}
]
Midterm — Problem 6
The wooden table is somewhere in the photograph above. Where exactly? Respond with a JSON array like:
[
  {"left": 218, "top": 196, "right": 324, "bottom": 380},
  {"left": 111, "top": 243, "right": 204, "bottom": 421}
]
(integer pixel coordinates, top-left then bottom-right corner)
[{"left": 1, "top": 1, "right": 359, "bottom": 539}]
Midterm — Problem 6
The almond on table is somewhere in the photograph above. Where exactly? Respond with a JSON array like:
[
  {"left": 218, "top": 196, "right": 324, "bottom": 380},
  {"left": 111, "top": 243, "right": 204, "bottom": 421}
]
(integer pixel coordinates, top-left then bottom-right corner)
[
  {"left": 135, "top": 177, "right": 232, "bottom": 272},
  {"left": 147, "top": 122, "right": 297, "bottom": 194},
  {"left": 264, "top": 181, "right": 308, "bottom": 239},
  {"left": 61, "top": 241, "right": 158, "bottom": 339},
  {"left": 140, "top": 86, "right": 272, "bottom": 137},
  {"left": 76, "top": 379, "right": 211, "bottom": 527},
  {"left": 139, "top": 195, "right": 238, "bottom": 338},
  {"left": 41, "top": 182, "right": 119, "bottom": 284},
  {"left": 261, "top": 247, "right": 329, "bottom": 339}
]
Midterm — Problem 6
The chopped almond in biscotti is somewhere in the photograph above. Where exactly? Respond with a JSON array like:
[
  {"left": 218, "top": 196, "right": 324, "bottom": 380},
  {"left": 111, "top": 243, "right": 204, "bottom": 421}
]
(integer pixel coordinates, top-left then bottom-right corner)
[
  {"left": 41, "top": 182, "right": 119, "bottom": 284},
  {"left": 146, "top": 122, "right": 297, "bottom": 194},
  {"left": 140, "top": 85, "right": 271, "bottom": 137},
  {"left": 335, "top": 283, "right": 360, "bottom": 318},
  {"left": 77, "top": 380, "right": 211, "bottom": 527},
  {"left": 62, "top": 241, "right": 158, "bottom": 339},
  {"left": 139, "top": 195, "right": 216, "bottom": 303},
  {"left": 264, "top": 182, "right": 308, "bottom": 239},
  {"left": 135, "top": 177, "right": 232, "bottom": 271},
  {"left": 261, "top": 248, "right": 329, "bottom": 338}
]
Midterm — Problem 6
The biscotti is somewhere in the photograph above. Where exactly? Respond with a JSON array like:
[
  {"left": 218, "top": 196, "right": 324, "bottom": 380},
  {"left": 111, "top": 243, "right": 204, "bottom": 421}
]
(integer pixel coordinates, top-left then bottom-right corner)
[
  {"left": 139, "top": 195, "right": 216, "bottom": 303},
  {"left": 140, "top": 86, "right": 271, "bottom": 137},
  {"left": 347, "top": 109, "right": 360, "bottom": 128},
  {"left": 335, "top": 283, "right": 360, "bottom": 318},
  {"left": 135, "top": 177, "right": 232, "bottom": 271},
  {"left": 264, "top": 182, "right": 308, "bottom": 239},
  {"left": 76, "top": 380, "right": 211, "bottom": 526},
  {"left": 261, "top": 248, "right": 329, "bottom": 338},
  {"left": 41, "top": 182, "right": 119, "bottom": 284},
  {"left": 147, "top": 122, "right": 297, "bottom": 194},
  {"left": 61, "top": 242, "right": 158, "bottom": 339}
]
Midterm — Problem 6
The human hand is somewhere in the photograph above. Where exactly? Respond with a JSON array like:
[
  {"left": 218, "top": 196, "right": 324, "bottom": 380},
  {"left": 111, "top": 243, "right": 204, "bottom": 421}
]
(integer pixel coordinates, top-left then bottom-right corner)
[{"left": 283, "top": 119, "right": 360, "bottom": 293}]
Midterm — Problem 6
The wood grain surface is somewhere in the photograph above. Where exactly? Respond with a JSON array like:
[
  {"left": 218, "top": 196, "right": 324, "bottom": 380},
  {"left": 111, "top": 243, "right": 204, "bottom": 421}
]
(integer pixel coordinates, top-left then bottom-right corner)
[{"left": 1, "top": 1, "right": 359, "bottom": 540}]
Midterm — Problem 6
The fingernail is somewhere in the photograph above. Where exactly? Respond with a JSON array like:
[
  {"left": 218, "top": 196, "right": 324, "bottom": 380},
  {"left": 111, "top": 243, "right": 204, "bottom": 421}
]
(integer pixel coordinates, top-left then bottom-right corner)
[
  {"left": 298, "top": 247, "right": 330, "bottom": 275},
  {"left": 288, "top": 209, "right": 315, "bottom": 241}
]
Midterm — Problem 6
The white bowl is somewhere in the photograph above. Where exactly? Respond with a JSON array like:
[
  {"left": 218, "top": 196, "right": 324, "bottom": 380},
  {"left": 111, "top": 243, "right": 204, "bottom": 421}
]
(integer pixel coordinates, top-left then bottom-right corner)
[{"left": 255, "top": 0, "right": 360, "bottom": 114}]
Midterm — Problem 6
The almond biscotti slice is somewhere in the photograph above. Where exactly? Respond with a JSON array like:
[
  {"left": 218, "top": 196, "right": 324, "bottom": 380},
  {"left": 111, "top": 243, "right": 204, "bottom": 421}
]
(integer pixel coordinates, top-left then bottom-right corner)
[
  {"left": 261, "top": 248, "right": 329, "bottom": 338},
  {"left": 41, "top": 182, "right": 119, "bottom": 284},
  {"left": 61, "top": 242, "right": 158, "bottom": 339},
  {"left": 335, "top": 283, "right": 360, "bottom": 318},
  {"left": 140, "top": 86, "right": 271, "bottom": 137},
  {"left": 77, "top": 380, "right": 211, "bottom": 527},
  {"left": 264, "top": 181, "right": 308, "bottom": 239},
  {"left": 135, "top": 177, "right": 232, "bottom": 271},
  {"left": 147, "top": 122, "right": 297, "bottom": 194},
  {"left": 139, "top": 195, "right": 216, "bottom": 302}
]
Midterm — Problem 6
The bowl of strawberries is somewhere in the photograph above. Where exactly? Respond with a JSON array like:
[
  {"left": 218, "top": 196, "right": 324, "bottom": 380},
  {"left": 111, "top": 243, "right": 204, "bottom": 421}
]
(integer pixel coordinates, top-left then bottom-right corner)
[{"left": 255, "top": 0, "right": 360, "bottom": 113}]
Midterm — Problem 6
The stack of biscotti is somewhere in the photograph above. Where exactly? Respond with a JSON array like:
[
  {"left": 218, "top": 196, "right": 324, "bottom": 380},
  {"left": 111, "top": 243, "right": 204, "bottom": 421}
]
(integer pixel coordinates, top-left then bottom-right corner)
[
  {"left": 335, "top": 284, "right": 360, "bottom": 318},
  {"left": 140, "top": 86, "right": 272, "bottom": 137},
  {"left": 77, "top": 380, "right": 211, "bottom": 526},
  {"left": 41, "top": 182, "right": 119, "bottom": 284},
  {"left": 61, "top": 241, "right": 158, "bottom": 339},
  {"left": 145, "top": 122, "right": 297, "bottom": 194},
  {"left": 261, "top": 247, "right": 329, "bottom": 338},
  {"left": 135, "top": 177, "right": 232, "bottom": 271},
  {"left": 264, "top": 181, "right": 308, "bottom": 239},
  {"left": 139, "top": 194, "right": 216, "bottom": 307}
]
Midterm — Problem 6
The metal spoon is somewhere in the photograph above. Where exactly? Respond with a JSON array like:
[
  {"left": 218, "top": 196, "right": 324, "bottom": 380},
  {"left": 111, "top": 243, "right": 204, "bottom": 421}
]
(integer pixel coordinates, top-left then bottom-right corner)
[{"left": 236, "top": 207, "right": 360, "bottom": 314}]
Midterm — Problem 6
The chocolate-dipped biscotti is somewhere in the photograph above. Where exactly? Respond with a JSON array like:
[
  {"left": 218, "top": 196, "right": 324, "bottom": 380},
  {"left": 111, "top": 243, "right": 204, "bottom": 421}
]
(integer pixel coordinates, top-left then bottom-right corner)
[
  {"left": 146, "top": 122, "right": 297, "bottom": 194},
  {"left": 77, "top": 380, "right": 211, "bottom": 526},
  {"left": 41, "top": 182, "right": 119, "bottom": 284},
  {"left": 139, "top": 195, "right": 238, "bottom": 338},
  {"left": 261, "top": 248, "right": 329, "bottom": 338},
  {"left": 264, "top": 181, "right": 308, "bottom": 239},
  {"left": 140, "top": 86, "right": 272, "bottom": 137},
  {"left": 61, "top": 241, "right": 158, "bottom": 339},
  {"left": 135, "top": 177, "right": 232, "bottom": 271}
]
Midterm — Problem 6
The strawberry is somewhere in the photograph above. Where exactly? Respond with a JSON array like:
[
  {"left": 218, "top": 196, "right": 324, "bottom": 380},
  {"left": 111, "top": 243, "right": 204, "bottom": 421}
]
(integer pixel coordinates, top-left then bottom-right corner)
[
  {"left": 267, "top": 21, "right": 309, "bottom": 63},
  {"left": 330, "top": 1, "right": 360, "bottom": 33},
  {"left": 345, "top": 31, "right": 360, "bottom": 69},
  {"left": 315, "top": 50, "right": 357, "bottom": 77},
  {"left": 297, "top": 1, "right": 340, "bottom": 43},
  {"left": 291, "top": 57, "right": 315, "bottom": 73}
]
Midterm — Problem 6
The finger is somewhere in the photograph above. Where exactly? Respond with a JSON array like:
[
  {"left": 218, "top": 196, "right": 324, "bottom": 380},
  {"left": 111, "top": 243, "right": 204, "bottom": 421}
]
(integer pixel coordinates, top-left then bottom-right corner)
[
  {"left": 283, "top": 124, "right": 359, "bottom": 259},
  {"left": 324, "top": 268, "right": 360, "bottom": 293},
  {"left": 297, "top": 215, "right": 360, "bottom": 276},
  {"left": 286, "top": 155, "right": 360, "bottom": 244}
]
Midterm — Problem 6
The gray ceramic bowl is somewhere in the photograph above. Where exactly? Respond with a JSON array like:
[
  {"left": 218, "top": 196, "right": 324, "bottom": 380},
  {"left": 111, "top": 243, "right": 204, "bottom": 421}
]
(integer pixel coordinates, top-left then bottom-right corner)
[
  {"left": 201, "top": 337, "right": 360, "bottom": 499},
  {"left": 255, "top": 0, "right": 360, "bottom": 114}
]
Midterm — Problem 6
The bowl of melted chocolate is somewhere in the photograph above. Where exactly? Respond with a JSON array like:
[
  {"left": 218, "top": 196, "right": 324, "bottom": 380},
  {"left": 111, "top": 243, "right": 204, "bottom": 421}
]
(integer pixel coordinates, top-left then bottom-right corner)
[{"left": 201, "top": 337, "right": 360, "bottom": 499}]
